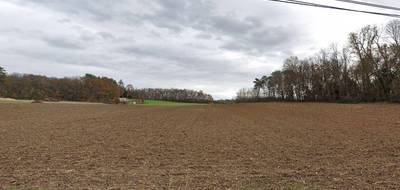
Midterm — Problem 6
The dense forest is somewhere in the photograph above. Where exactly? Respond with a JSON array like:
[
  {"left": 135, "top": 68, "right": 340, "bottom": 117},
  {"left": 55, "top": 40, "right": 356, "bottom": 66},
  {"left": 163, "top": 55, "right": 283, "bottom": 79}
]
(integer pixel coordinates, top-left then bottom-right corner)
[
  {"left": 238, "top": 20, "right": 400, "bottom": 103},
  {"left": 0, "top": 69, "right": 213, "bottom": 103}
]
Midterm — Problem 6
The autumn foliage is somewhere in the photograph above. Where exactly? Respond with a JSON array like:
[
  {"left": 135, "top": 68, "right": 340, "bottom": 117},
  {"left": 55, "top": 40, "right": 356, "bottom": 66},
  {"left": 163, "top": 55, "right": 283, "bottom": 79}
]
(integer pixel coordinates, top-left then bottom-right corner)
[
  {"left": 0, "top": 73, "right": 121, "bottom": 103},
  {"left": 0, "top": 70, "right": 213, "bottom": 104}
]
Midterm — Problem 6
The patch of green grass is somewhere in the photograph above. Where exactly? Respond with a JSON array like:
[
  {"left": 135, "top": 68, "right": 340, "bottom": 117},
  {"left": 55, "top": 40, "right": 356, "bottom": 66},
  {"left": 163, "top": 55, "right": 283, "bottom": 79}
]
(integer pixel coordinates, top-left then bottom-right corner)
[
  {"left": 142, "top": 99, "right": 206, "bottom": 107},
  {"left": 0, "top": 98, "right": 33, "bottom": 104}
]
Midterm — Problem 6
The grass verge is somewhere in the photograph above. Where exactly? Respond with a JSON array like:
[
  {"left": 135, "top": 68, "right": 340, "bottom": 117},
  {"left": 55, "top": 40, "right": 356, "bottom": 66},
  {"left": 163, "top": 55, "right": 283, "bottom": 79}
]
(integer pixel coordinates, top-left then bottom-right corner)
[
  {"left": 0, "top": 98, "right": 33, "bottom": 104},
  {"left": 142, "top": 99, "right": 206, "bottom": 107}
]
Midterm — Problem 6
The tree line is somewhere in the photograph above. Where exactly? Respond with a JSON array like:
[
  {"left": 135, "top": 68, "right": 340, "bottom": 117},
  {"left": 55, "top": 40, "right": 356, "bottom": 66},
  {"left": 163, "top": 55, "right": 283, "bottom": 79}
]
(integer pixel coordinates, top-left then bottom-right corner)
[
  {"left": 118, "top": 81, "right": 213, "bottom": 103},
  {"left": 0, "top": 72, "right": 121, "bottom": 103},
  {"left": 0, "top": 69, "right": 213, "bottom": 103},
  {"left": 238, "top": 20, "right": 400, "bottom": 103},
  {"left": 133, "top": 88, "right": 213, "bottom": 103}
]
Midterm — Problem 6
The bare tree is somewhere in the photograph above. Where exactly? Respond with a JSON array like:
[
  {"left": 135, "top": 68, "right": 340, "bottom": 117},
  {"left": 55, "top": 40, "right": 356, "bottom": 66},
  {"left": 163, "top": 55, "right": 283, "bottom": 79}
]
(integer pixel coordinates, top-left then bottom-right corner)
[{"left": 241, "top": 20, "right": 400, "bottom": 103}]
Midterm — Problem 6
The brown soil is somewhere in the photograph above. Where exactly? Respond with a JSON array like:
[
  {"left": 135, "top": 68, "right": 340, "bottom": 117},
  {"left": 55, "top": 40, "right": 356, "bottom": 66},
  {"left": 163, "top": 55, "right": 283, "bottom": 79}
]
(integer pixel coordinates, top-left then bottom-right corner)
[{"left": 0, "top": 103, "right": 399, "bottom": 189}]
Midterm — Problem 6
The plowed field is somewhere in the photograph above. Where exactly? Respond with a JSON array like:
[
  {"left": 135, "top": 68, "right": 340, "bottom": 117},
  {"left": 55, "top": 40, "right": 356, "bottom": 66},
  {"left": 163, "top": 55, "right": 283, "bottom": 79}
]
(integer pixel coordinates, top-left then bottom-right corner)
[{"left": 1, "top": 103, "right": 399, "bottom": 189}]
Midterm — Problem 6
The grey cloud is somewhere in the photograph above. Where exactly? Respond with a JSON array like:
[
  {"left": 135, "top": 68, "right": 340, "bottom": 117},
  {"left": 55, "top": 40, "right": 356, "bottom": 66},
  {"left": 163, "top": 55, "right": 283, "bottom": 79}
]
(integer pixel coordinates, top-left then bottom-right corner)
[
  {"left": 120, "top": 45, "right": 229, "bottom": 73},
  {"left": 11, "top": 0, "right": 307, "bottom": 54},
  {"left": 1, "top": 0, "right": 311, "bottom": 99},
  {"left": 97, "top": 32, "right": 115, "bottom": 40},
  {"left": 209, "top": 15, "right": 260, "bottom": 34},
  {"left": 221, "top": 25, "right": 305, "bottom": 55},
  {"left": 136, "top": 0, "right": 307, "bottom": 55},
  {"left": 42, "top": 36, "right": 84, "bottom": 49},
  {"left": 58, "top": 18, "right": 71, "bottom": 23},
  {"left": 16, "top": 0, "right": 113, "bottom": 21},
  {"left": 195, "top": 33, "right": 213, "bottom": 40}
]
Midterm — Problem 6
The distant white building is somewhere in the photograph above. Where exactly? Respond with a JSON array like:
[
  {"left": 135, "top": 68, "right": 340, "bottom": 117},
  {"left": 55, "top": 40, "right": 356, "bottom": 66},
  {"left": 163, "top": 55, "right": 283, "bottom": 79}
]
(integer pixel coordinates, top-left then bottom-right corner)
[
  {"left": 119, "top": 98, "right": 129, "bottom": 104},
  {"left": 119, "top": 98, "right": 142, "bottom": 105}
]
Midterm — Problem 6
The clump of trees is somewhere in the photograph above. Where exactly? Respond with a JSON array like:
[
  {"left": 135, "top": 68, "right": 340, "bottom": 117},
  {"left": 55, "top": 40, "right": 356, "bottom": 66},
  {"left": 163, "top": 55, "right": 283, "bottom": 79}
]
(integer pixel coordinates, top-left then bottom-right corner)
[
  {"left": 0, "top": 72, "right": 121, "bottom": 103},
  {"left": 238, "top": 20, "right": 400, "bottom": 103},
  {"left": 134, "top": 88, "right": 213, "bottom": 103},
  {"left": 0, "top": 66, "right": 5, "bottom": 83},
  {"left": 118, "top": 81, "right": 213, "bottom": 103},
  {"left": 0, "top": 66, "right": 5, "bottom": 98},
  {"left": 0, "top": 68, "right": 213, "bottom": 103}
]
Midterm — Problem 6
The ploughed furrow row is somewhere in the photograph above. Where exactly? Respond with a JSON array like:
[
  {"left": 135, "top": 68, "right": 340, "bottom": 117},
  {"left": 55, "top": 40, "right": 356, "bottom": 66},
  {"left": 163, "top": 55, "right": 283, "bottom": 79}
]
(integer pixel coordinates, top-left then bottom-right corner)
[{"left": 0, "top": 103, "right": 400, "bottom": 189}]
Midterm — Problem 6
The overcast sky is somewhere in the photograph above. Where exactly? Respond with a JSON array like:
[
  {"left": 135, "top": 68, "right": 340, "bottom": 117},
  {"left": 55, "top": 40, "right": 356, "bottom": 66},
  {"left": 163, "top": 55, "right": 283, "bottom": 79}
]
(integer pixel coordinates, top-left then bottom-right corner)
[{"left": 0, "top": 0, "right": 398, "bottom": 99}]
